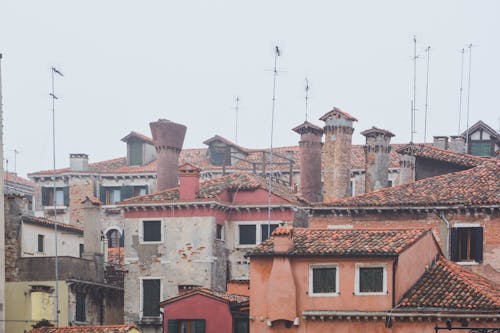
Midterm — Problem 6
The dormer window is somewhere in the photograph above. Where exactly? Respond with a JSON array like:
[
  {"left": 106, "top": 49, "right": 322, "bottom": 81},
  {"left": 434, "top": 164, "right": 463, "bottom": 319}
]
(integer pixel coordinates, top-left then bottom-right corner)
[
  {"left": 129, "top": 140, "right": 144, "bottom": 166},
  {"left": 121, "top": 131, "right": 156, "bottom": 166}
]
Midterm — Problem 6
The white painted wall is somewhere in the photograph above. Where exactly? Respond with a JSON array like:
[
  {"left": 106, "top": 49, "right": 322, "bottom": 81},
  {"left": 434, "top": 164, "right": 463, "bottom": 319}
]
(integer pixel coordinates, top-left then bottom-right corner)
[{"left": 21, "top": 223, "right": 83, "bottom": 258}]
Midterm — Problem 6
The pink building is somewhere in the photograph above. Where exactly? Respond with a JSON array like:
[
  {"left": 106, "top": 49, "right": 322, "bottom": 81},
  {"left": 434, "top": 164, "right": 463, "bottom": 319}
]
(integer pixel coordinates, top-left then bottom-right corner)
[
  {"left": 247, "top": 227, "right": 500, "bottom": 332},
  {"left": 161, "top": 288, "right": 249, "bottom": 333}
]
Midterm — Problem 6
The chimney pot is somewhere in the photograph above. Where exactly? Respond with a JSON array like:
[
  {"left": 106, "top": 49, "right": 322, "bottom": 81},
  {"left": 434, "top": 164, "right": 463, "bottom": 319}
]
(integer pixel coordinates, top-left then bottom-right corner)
[{"left": 178, "top": 163, "right": 201, "bottom": 200}]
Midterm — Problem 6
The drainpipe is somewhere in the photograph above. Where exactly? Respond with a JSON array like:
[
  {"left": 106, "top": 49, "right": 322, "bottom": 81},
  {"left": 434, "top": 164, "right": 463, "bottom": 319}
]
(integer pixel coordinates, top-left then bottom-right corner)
[
  {"left": 437, "top": 212, "right": 450, "bottom": 258},
  {"left": 392, "top": 256, "right": 398, "bottom": 307}
]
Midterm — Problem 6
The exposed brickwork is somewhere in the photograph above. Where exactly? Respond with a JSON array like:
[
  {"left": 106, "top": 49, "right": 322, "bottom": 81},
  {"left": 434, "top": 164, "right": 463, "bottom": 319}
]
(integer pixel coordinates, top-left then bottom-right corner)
[
  {"left": 361, "top": 127, "right": 394, "bottom": 192},
  {"left": 69, "top": 176, "right": 94, "bottom": 225}
]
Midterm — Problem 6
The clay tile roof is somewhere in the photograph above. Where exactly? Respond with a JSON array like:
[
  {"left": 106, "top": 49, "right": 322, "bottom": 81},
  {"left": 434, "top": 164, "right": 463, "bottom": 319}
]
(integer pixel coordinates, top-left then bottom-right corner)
[
  {"left": 4, "top": 172, "right": 36, "bottom": 187},
  {"left": 320, "top": 160, "right": 499, "bottom": 208},
  {"left": 120, "top": 131, "right": 153, "bottom": 144},
  {"left": 398, "top": 256, "right": 500, "bottom": 312},
  {"left": 360, "top": 126, "right": 395, "bottom": 138},
  {"left": 81, "top": 196, "right": 102, "bottom": 205},
  {"left": 203, "top": 135, "right": 249, "bottom": 153},
  {"left": 397, "top": 144, "right": 488, "bottom": 168},
  {"left": 21, "top": 215, "right": 83, "bottom": 234},
  {"left": 120, "top": 172, "right": 300, "bottom": 205},
  {"left": 160, "top": 288, "right": 249, "bottom": 306},
  {"left": 247, "top": 228, "right": 429, "bottom": 257},
  {"left": 319, "top": 107, "right": 358, "bottom": 122},
  {"left": 272, "top": 226, "right": 293, "bottom": 236},
  {"left": 28, "top": 325, "right": 141, "bottom": 333},
  {"left": 292, "top": 121, "right": 324, "bottom": 135}
]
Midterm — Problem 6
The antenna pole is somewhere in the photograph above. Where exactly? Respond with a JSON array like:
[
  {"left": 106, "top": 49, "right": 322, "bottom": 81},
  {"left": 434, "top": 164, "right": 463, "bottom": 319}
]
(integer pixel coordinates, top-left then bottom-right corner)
[
  {"left": 267, "top": 46, "right": 280, "bottom": 239},
  {"left": 411, "top": 36, "right": 417, "bottom": 143},
  {"left": 305, "top": 78, "right": 309, "bottom": 121},
  {"left": 423, "top": 46, "right": 431, "bottom": 143},
  {"left": 51, "top": 66, "right": 63, "bottom": 327},
  {"left": 465, "top": 44, "right": 473, "bottom": 153},
  {"left": 457, "top": 48, "right": 465, "bottom": 135},
  {"left": 234, "top": 97, "right": 240, "bottom": 144}
]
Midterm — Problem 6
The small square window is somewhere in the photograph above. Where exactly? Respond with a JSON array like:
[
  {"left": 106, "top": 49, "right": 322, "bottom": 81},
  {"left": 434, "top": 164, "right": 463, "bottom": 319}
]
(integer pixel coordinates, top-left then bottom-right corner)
[
  {"left": 239, "top": 225, "right": 256, "bottom": 245},
  {"left": 38, "top": 235, "right": 45, "bottom": 253},
  {"left": 355, "top": 264, "right": 387, "bottom": 295},
  {"left": 143, "top": 221, "right": 161, "bottom": 242},
  {"left": 310, "top": 265, "right": 338, "bottom": 296},
  {"left": 451, "top": 226, "right": 483, "bottom": 262}
]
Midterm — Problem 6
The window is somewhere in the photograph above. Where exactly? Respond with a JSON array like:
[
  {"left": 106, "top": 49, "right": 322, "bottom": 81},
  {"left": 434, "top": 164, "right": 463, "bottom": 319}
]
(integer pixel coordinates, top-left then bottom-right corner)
[
  {"left": 387, "top": 180, "right": 393, "bottom": 187},
  {"left": 167, "top": 319, "right": 206, "bottom": 333},
  {"left": 134, "top": 186, "right": 148, "bottom": 197},
  {"left": 216, "top": 224, "right": 224, "bottom": 240},
  {"left": 234, "top": 318, "right": 249, "bottom": 333},
  {"left": 143, "top": 221, "right": 162, "bottom": 242},
  {"left": 41, "top": 187, "right": 69, "bottom": 206},
  {"left": 107, "top": 229, "right": 121, "bottom": 248},
  {"left": 355, "top": 264, "right": 387, "bottom": 294},
  {"left": 236, "top": 222, "right": 280, "bottom": 247},
  {"left": 142, "top": 279, "right": 160, "bottom": 317},
  {"left": 100, "top": 185, "right": 148, "bottom": 204},
  {"left": 349, "top": 179, "right": 355, "bottom": 196},
  {"left": 469, "top": 141, "right": 493, "bottom": 157},
  {"left": 37, "top": 235, "right": 45, "bottom": 252},
  {"left": 309, "top": 265, "right": 338, "bottom": 296},
  {"left": 129, "top": 141, "right": 144, "bottom": 166},
  {"left": 75, "top": 292, "right": 86, "bottom": 322},
  {"left": 450, "top": 226, "right": 483, "bottom": 262},
  {"left": 79, "top": 244, "right": 84, "bottom": 258},
  {"left": 103, "top": 187, "right": 121, "bottom": 205}
]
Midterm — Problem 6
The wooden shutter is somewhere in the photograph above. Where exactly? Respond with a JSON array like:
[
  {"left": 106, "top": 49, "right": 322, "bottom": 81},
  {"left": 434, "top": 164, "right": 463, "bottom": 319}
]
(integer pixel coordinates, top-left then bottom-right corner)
[
  {"left": 194, "top": 320, "right": 206, "bottom": 333},
  {"left": 63, "top": 186, "right": 70, "bottom": 206},
  {"left": 471, "top": 227, "right": 483, "bottom": 262},
  {"left": 42, "top": 187, "right": 50, "bottom": 206},
  {"left": 167, "top": 320, "right": 178, "bottom": 333},
  {"left": 99, "top": 186, "right": 106, "bottom": 204},
  {"left": 450, "top": 228, "right": 458, "bottom": 261},
  {"left": 75, "top": 292, "right": 86, "bottom": 321},
  {"left": 142, "top": 279, "right": 160, "bottom": 316},
  {"left": 121, "top": 186, "right": 134, "bottom": 200}
]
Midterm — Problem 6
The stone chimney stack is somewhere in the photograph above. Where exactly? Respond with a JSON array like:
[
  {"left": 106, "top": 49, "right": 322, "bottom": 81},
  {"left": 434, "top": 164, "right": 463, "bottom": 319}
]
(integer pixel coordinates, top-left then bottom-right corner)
[
  {"left": 433, "top": 136, "right": 449, "bottom": 150},
  {"left": 81, "top": 197, "right": 104, "bottom": 281},
  {"left": 178, "top": 163, "right": 201, "bottom": 201},
  {"left": 449, "top": 135, "right": 466, "bottom": 154},
  {"left": 398, "top": 154, "right": 416, "bottom": 185},
  {"left": 149, "top": 119, "right": 187, "bottom": 191},
  {"left": 292, "top": 121, "right": 323, "bottom": 202},
  {"left": 361, "top": 127, "right": 395, "bottom": 192},
  {"left": 320, "top": 107, "right": 357, "bottom": 202},
  {"left": 70, "top": 153, "right": 89, "bottom": 171}
]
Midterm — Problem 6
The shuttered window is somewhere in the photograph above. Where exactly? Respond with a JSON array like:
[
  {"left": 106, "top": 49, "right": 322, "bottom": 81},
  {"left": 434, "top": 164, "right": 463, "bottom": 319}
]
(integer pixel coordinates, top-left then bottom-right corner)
[
  {"left": 311, "top": 266, "right": 337, "bottom": 294},
  {"left": 142, "top": 279, "right": 160, "bottom": 317},
  {"left": 261, "top": 224, "right": 279, "bottom": 242},
  {"left": 143, "top": 221, "right": 161, "bottom": 242},
  {"left": 42, "top": 187, "right": 69, "bottom": 206},
  {"left": 75, "top": 292, "right": 86, "bottom": 322},
  {"left": 450, "top": 227, "right": 483, "bottom": 262},
  {"left": 359, "top": 267, "right": 384, "bottom": 292},
  {"left": 167, "top": 319, "right": 205, "bottom": 333},
  {"left": 37, "top": 235, "right": 45, "bottom": 252},
  {"left": 239, "top": 225, "right": 256, "bottom": 245},
  {"left": 129, "top": 141, "right": 144, "bottom": 166}
]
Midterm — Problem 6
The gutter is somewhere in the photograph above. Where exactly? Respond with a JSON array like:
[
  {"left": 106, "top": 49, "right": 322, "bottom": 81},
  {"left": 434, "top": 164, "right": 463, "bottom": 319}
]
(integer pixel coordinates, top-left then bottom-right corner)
[{"left": 302, "top": 310, "right": 500, "bottom": 320}]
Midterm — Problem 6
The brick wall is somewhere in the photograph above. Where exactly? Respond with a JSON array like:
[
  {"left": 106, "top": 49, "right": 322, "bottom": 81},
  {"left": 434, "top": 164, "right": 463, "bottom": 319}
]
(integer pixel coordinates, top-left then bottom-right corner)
[{"left": 69, "top": 176, "right": 95, "bottom": 225}]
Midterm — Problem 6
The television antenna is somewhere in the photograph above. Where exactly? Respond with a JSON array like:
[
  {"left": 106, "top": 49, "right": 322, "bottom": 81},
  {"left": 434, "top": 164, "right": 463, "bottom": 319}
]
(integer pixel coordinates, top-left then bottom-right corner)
[
  {"left": 423, "top": 46, "right": 431, "bottom": 143},
  {"left": 457, "top": 48, "right": 465, "bottom": 135},
  {"left": 465, "top": 44, "right": 474, "bottom": 152}
]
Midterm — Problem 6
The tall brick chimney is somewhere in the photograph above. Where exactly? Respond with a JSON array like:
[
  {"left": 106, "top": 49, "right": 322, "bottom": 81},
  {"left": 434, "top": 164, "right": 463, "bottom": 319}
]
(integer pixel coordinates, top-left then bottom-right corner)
[
  {"left": 149, "top": 119, "right": 187, "bottom": 191},
  {"left": 361, "top": 127, "right": 394, "bottom": 192},
  {"left": 178, "top": 163, "right": 201, "bottom": 201},
  {"left": 292, "top": 121, "right": 323, "bottom": 202},
  {"left": 320, "top": 107, "right": 357, "bottom": 202}
]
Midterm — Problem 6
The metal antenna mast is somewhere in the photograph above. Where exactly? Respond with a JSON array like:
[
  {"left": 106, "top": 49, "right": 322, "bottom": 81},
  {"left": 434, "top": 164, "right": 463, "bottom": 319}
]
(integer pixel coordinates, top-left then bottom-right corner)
[
  {"left": 423, "top": 46, "right": 431, "bottom": 143},
  {"left": 457, "top": 48, "right": 465, "bottom": 135},
  {"left": 305, "top": 78, "right": 309, "bottom": 121},
  {"left": 10, "top": 149, "right": 19, "bottom": 174},
  {"left": 50, "top": 66, "right": 63, "bottom": 327},
  {"left": 411, "top": 35, "right": 418, "bottom": 143},
  {"left": 267, "top": 46, "right": 280, "bottom": 238},
  {"left": 465, "top": 44, "right": 473, "bottom": 153},
  {"left": 234, "top": 97, "right": 240, "bottom": 144}
]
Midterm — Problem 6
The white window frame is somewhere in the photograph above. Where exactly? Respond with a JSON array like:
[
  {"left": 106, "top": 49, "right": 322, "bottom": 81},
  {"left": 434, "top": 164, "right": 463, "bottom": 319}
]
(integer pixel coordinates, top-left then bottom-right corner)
[
  {"left": 235, "top": 221, "right": 281, "bottom": 248},
  {"left": 309, "top": 264, "right": 339, "bottom": 297},
  {"left": 354, "top": 263, "right": 387, "bottom": 295},
  {"left": 140, "top": 220, "right": 163, "bottom": 244},
  {"left": 139, "top": 277, "right": 162, "bottom": 319}
]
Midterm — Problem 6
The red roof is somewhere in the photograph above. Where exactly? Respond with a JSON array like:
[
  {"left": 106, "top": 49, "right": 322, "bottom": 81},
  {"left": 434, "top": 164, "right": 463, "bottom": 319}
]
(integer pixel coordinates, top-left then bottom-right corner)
[
  {"left": 320, "top": 160, "right": 499, "bottom": 208},
  {"left": 28, "top": 325, "right": 140, "bottom": 333},
  {"left": 120, "top": 131, "right": 153, "bottom": 144},
  {"left": 160, "top": 288, "right": 249, "bottom": 306},
  {"left": 397, "top": 144, "right": 488, "bottom": 168},
  {"left": 292, "top": 121, "right": 324, "bottom": 135},
  {"left": 120, "top": 172, "right": 300, "bottom": 205},
  {"left": 22, "top": 215, "right": 83, "bottom": 234},
  {"left": 398, "top": 256, "right": 500, "bottom": 312},
  {"left": 360, "top": 126, "right": 395, "bottom": 138},
  {"left": 319, "top": 107, "right": 358, "bottom": 122},
  {"left": 4, "top": 172, "right": 36, "bottom": 187},
  {"left": 247, "top": 228, "right": 430, "bottom": 257}
]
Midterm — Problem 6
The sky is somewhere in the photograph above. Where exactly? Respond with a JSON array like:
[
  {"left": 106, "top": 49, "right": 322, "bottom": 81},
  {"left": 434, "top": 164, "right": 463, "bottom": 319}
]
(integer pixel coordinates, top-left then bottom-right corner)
[{"left": 1, "top": 0, "right": 499, "bottom": 178}]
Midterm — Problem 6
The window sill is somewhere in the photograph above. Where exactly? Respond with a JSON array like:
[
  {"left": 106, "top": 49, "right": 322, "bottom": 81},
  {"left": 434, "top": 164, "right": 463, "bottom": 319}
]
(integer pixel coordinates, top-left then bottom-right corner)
[
  {"left": 236, "top": 244, "right": 257, "bottom": 249},
  {"left": 139, "top": 241, "right": 163, "bottom": 245},
  {"left": 138, "top": 316, "right": 162, "bottom": 325},
  {"left": 455, "top": 261, "right": 480, "bottom": 266},
  {"left": 309, "top": 292, "right": 339, "bottom": 297},
  {"left": 354, "top": 291, "right": 387, "bottom": 296},
  {"left": 43, "top": 205, "right": 67, "bottom": 214}
]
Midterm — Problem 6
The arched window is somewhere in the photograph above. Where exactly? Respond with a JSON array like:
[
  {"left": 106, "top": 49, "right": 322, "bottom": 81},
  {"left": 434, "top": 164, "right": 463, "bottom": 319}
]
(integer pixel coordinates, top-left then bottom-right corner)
[{"left": 106, "top": 229, "right": 121, "bottom": 248}]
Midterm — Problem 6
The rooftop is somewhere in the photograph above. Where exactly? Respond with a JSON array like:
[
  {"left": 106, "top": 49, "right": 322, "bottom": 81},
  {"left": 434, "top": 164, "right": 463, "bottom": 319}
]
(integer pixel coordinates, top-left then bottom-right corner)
[
  {"left": 160, "top": 288, "right": 249, "bottom": 306},
  {"left": 398, "top": 256, "right": 500, "bottom": 312},
  {"left": 21, "top": 215, "right": 83, "bottom": 234},
  {"left": 28, "top": 325, "right": 141, "bottom": 333},
  {"left": 397, "top": 144, "right": 488, "bottom": 168},
  {"left": 247, "top": 228, "right": 430, "bottom": 257}
]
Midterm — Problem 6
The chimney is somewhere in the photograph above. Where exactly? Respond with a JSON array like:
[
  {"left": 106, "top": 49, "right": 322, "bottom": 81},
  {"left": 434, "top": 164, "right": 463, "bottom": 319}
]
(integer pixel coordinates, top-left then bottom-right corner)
[
  {"left": 398, "top": 154, "right": 415, "bottom": 185},
  {"left": 149, "top": 119, "right": 187, "bottom": 191},
  {"left": 320, "top": 107, "right": 357, "bottom": 202},
  {"left": 449, "top": 135, "right": 466, "bottom": 154},
  {"left": 433, "top": 136, "right": 449, "bottom": 150},
  {"left": 178, "top": 163, "right": 201, "bottom": 201},
  {"left": 81, "top": 196, "right": 104, "bottom": 281},
  {"left": 292, "top": 121, "right": 323, "bottom": 202},
  {"left": 361, "top": 127, "right": 395, "bottom": 192},
  {"left": 69, "top": 153, "right": 89, "bottom": 171}
]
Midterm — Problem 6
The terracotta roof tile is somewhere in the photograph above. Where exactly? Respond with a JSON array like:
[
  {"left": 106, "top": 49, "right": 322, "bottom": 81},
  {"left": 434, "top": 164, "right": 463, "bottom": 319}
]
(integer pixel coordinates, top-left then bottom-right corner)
[
  {"left": 397, "top": 144, "right": 488, "bottom": 168},
  {"left": 203, "top": 135, "right": 250, "bottom": 153},
  {"left": 4, "top": 172, "right": 36, "bottom": 187},
  {"left": 120, "top": 131, "right": 153, "bottom": 144},
  {"left": 28, "top": 325, "right": 140, "bottom": 333},
  {"left": 120, "top": 172, "right": 300, "bottom": 205},
  {"left": 320, "top": 160, "right": 499, "bottom": 208},
  {"left": 247, "top": 228, "right": 429, "bottom": 257},
  {"left": 160, "top": 288, "right": 249, "bottom": 306},
  {"left": 22, "top": 215, "right": 83, "bottom": 234},
  {"left": 319, "top": 107, "right": 358, "bottom": 122},
  {"left": 398, "top": 256, "right": 500, "bottom": 312},
  {"left": 360, "top": 126, "right": 395, "bottom": 138}
]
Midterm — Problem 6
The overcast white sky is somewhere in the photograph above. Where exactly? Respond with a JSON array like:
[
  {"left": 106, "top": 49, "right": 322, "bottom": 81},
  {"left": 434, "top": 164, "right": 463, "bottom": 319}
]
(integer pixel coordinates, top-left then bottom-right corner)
[{"left": 1, "top": 0, "right": 499, "bottom": 177}]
